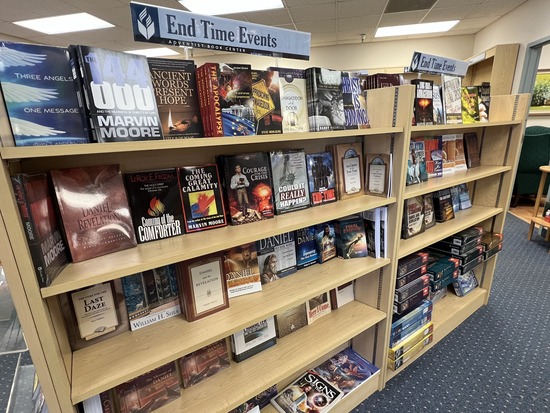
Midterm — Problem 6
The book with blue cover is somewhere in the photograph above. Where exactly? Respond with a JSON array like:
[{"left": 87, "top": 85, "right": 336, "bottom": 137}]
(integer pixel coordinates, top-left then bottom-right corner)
[{"left": 0, "top": 41, "right": 91, "bottom": 146}]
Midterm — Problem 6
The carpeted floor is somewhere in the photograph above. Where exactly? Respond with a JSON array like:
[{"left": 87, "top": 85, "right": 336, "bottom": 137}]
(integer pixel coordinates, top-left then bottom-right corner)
[{"left": 354, "top": 213, "right": 550, "bottom": 413}]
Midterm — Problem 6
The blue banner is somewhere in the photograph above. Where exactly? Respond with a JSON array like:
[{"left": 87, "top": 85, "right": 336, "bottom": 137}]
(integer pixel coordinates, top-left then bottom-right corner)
[{"left": 130, "top": 2, "right": 311, "bottom": 60}]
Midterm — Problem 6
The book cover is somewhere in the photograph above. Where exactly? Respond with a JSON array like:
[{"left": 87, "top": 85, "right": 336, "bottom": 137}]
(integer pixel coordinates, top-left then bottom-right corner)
[
  {"left": 196, "top": 63, "right": 222, "bottom": 137},
  {"left": 417, "top": 136, "right": 443, "bottom": 178},
  {"left": 363, "top": 208, "right": 381, "bottom": 258},
  {"left": 306, "top": 67, "right": 346, "bottom": 132},
  {"left": 461, "top": 86, "right": 481, "bottom": 124},
  {"left": 432, "top": 188, "right": 455, "bottom": 222},
  {"left": 218, "top": 152, "right": 275, "bottom": 225},
  {"left": 364, "top": 73, "right": 402, "bottom": 89},
  {"left": 178, "top": 338, "right": 230, "bottom": 388},
  {"left": 423, "top": 193, "right": 436, "bottom": 229},
  {"left": 11, "top": 173, "right": 69, "bottom": 287},
  {"left": 272, "top": 67, "right": 309, "bottom": 133},
  {"left": 477, "top": 82, "right": 490, "bottom": 122},
  {"left": 0, "top": 41, "right": 91, "bottom": 146},
  {"left": 406, "top": 140, "right": 428, "bottom": 185},
  {"left": 334, "top": 215, "right": 368, "bottom": 259},
  {"left": 341, "top": 73, "right": 369, "bottom": 129},
  {"left": 315, "top": 222, "right": 337, "bottom": 263},
  {"left": 147, "top": 58, "right": 203, "bottom": 139},
  {"left": 432, "top": 84, "right": 444, "bottom": 125},
  {"left": 269, "top": 149, "right": 311, "bottom": 214},
  {"left": 331, "top": 142, "right": 364, "bottom": 200},
  {"left": 121, "top": 264, "right": 181, "bottom": 331},
  {"left": 330, "top": 281, "right": 355, "bottom": 309},
  {"left": 124, "top": 168, "right": 184, "bottom": 243},
  {"left": 115, "top": 362, "right": 180, "bottom": 413},
  {"left": 450, "top": 185, "right": 460, "bottom": 213},
  {"left": 441, "top": 134, "right": 456, "bottom": 174},
  {"left": 82, "top": 390, "right": 116, "bottom": 413},
  {"left": 252, "top": 69, "right": 282, "bottom": 135},
  {"left": 402, "top": 196, "right": 425, "bottom": 239},
  {"left": 50, "top": 165, "right": 137, "bottom": 262},
  {"left": 365, "top": 152, "right": 392, "bottom": 197},
  {"left": 441, "top": 74, "right": 463, "bottom": 124},
  {"left": 463, "top": 132, "right": 481, "bottom": 168},
  {"left": 306, "top": 292, "right": 332, "bottom": 324},
  {"left": 256, "top": 232, "right": 297, "bottom": 284},
  {"left": 295, "top": 226, "right": 319, "bottom": 269},
  {"left": 70, "top": 45, "right": 163, "bottom": 142},
  {"left": 231, "top": 317, "right": 277, "bottom": 363},
  {"left": 454, "top": 134, "right": 468, "bottom": 171},
  {"left": 223, "top": 242, "right": 262, "bottom": 298},
  {"left": 178, "top": 164, "right": 227, "bottom": 233},
  {"left": 274, "top": 303, "right": 308, "bottom": 338},
  {"left": 411, "top": 79, "right": 434, "bottom": 126},
  {"left": 228, "top": 386, "right": 278, "bottom": 413},
  {"left": 379, "top": 206, "right": 388, "bottom": 258},
  {"left": 306, "top": 152, "right": 337, "bottom": 206}
]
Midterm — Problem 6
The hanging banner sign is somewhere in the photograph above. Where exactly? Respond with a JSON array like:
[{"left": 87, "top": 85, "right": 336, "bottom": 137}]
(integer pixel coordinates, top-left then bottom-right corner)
[
  {"left": 130, "top": 2, "right": 311, "bottom": 60},
  {"left": 409, "top": 51, "right": 469, "bottom": 77}
]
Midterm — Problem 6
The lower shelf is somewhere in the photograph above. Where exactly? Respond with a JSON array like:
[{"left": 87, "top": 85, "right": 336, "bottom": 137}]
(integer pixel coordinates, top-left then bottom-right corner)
[{"left": 386, "top": 287, "right": 487, "bottom": 381}]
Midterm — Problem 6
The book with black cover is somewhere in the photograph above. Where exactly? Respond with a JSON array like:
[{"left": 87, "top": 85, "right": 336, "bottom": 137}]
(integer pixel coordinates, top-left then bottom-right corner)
[
  {"left": 295, "top": 226, "right": 319, "bottom": 269},
  {"left": 423, "top": 193, "right": 436, "bottom": 229},
  {"left": 11, "top": 173, "right": 69, "bottom": 287},
  {"left": 432, "top": 188, "right": 455, "bottom": 222},
  {"left": 411, "top": 79, "right": 434, "bottom": 126},
  {"left": 477, "top": 82, "right": 490, "bottom": 122},
  {"left": 256, "top": 232, "right": 297, "bottom": 284},
  {"left": 463, "top": 132, "right": 481, "bottom": 168},
  {"left": 148, "top": 58, "right": 203, "bottom": 139},
  {"left": 50, "top": 165, "right": 137, "bottom": 262},
  {"left": 0, "top": 41, "right": 91, "bottom": 146},
  {"left": 178, "top": 338, "right": 230, "bottom": 388},
  {"left": 125, "top": 168, "right": 184, "bottom": 243},
  {"left": 223, "top": 242, "right": 262, "bottom": 298},
  {"left": 306, "top": 67, "right": 346, "bottom": 132},
  {"left": 363, "top": 208, "right": 381, "bottom": 258},
  {"left": 231, "top": 317, "right": 277, "bottom": 363},
  {"left": 269, "top": 149, "right": 310, "bottom": 214},
  {"left": 252, "top": 69, "right": 282, "bottom": 135},
  {"left": 178, "top": 164, "right": 227, "bottom": 233},
  {"left": 274, "top": 303, "right": 308, "bottom": 338},
  {"left": 334, "top": 215, "right": 368, "bottom": 259},
  {"left": 315, "top": 222, "right": 337, "bottom": 263},
  {"left": 70, "top": 45, "right": 163, "bottom": 142},
  {"left": 306, "top": 152, "right": 337, "bottom": 206},
  {"left": 341, "top": 73, "right": 369, "bottom": 129},
  {"left": 270, "top": 67, "right": 309, "bottom": 133}
]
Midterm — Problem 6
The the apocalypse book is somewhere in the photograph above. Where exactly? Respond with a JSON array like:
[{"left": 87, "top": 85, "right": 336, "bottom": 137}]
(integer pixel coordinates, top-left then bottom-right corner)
[{"left": 269, "top": 148, "right": 310, "bottom": 214}]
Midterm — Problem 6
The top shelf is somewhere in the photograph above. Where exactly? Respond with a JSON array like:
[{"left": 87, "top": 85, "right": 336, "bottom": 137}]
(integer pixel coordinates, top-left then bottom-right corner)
[{"left": 411, "top": 119, "right": 522, "bottom": 134}]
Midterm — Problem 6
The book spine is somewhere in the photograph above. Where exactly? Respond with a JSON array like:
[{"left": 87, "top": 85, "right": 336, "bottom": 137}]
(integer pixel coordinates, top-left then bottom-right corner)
[
  {"left": 196, "top": 65, "right": 211, "bottom": 137},
  {"left": 204, "top": 63, "right": 223, "bottom": 137}
]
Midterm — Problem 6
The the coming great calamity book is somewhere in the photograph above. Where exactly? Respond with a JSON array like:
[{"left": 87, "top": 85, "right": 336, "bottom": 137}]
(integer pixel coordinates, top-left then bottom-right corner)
[
  {"left": 256, "top": 232, "right": 297, "bottom": 284},
  {"left": 178, "top": 338, "right": 230, "bottom": 389},
  {"left": 0, "top": 41, "right": 91, "bottom": 146},
  {"left": 70, "top": 45, "right": 163, "bottom": 142},
  {"left": 124, "top": 168, "right": 184, "bottom": 244},
  {"left": 269, "top": 149, "right": 310, "bottom": 214},
  {"left": 306, "top": 152, "right": 337, "bottom": 206},
  {"left": 11, "top": 173, "right": 69, "bottom": 287},
  {"left": 223, "top": 242, "right": 262, "bottom": 298},
  {"left": 147, "top": 58, "right": 203, "bottom": 139},
  {"left": 50, "top": 165, "right": 137, "bottom": 262}
]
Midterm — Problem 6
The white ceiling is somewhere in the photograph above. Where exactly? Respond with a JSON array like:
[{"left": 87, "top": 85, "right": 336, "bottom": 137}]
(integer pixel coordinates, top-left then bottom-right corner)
[{"left": 0, "top": 0, "right": 528, "bottom": 58}]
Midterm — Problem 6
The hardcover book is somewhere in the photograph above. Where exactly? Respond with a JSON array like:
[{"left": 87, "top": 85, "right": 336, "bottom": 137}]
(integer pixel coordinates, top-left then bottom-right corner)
[
  {"left": 461, "top": 86, "right": 481, "bottom": 124},
  {"left": 269, "top": 149, "right": 310, "bottom": 214},
  {"left": 115, "top": 362, "right": 180, "bottom": 413},
  {"left": 70, "top": 45, "right": 163, "bottom": 142},
  {"left": 432, "top": 84, "right": 444, "bottom": 125},
  {"left": 0, "top": 41, "right": 91, "bottom": 146},
  {"left": 231, "top": 317, "right": 277, "bottom": 363},
  {"left": 402, "top": 196, "right": 425, "bottom": 239},
  {"left": 147, "top": 58, "right": 203, "bottom": 139},
  {"left": 365, "top": 152, "right": 392, "bottom": 197},
  {"left": 295, "top": 226, "right": 319, "bottom": 269},
  {"left": 441, "top": 74, "right": 463, "bottom": 124},
  {"left": 178, "top": 338, "right": 230, "bottom": 388},
  {"left": 334, "top": 215, "right": 368, "bottom": 259},
  {"left": 271, "top": 67, "right": 309, "bottom": 133},
  {"left": 306, "top": 292, "right": 332, "bottom": 324},
  {"left": 274, "top": 303, "right": 308, "bottom": 338},
  {"left": 256, "top": 232, "right": 297, "bottom": 284},
  {"left": 411, "top": 79, "right": 434, "bottom": 126},
  {"left": 223, "top": 242, "right": 262, "bottom": 298},
  {"left": 11, "top": 173, "right": 69, "bottom": 287},
  {"left": 306, "top": 67, "right": 346, "bottom": 132},
  {"left": 315, "top": 222, "right": 337, "bottom": 263},
  {"left": 330, "top": 281, "right": 355, "bottom": 309},
  {"left": 341, "top": 73, "right": 369, "bottom": 129},
  {"left": 363, "top": 208, "right": 381, "bottom": 258},
  {"left": 252, "top": 69, "right": 282, "bottom": 135},
  {"left": 463, "top": 132, "right": 481, "bottom": 168},
  {"left": 178, "top": 164, "right": 227, "bottom": 233},
  {"left": 124, "top": 168, "right": 184, "bottom": 243},
  {"left": 196, "top": 63, "right": 222, "bottom": 137},
  {"left": 454, "top": 134, "right": 468, "bottom": 171},
  {"left": 441, "top": 134, "right": 456, "bottom": 174},
  {"left": 331, "top": 142, "right": 364, "bottom": 200},
  {"left": 306, "top": 152, "right": 337, "bottom": 206},
  {"left": 416, "top": 136, "right": 443, "bottom": 178},
  {"left": 423, "top": 193, "right": 436, "bottom": 229},
  {"left": 432, "top": 188, "right": 455, "bottom": 222},
  {"left": 217, "top": 152, "right": 275, "bottom": 225},
  {"left": 406, "top": 140, "right": 428, "bottom": 185},
  {"left": 50, "top": 165, "right": 137, "bottom": 262},
  {"left": 121, "top": 264, "right": 181, "bottom": 331}
]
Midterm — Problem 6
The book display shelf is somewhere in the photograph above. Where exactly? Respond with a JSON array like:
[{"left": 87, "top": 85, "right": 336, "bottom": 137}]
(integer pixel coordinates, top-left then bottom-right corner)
[{"left": 0, "top": 79, "right": 529, "bottom": 413}]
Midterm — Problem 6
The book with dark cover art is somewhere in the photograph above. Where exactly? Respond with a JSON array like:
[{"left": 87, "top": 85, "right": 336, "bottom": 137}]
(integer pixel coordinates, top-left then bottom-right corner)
[
  {"left": 178, "top": 338, "right": 230, "bottom": 388},
  {"left": 0, "top": 41, "right": 91, "bottom": 147},
  {"left": 273, "top": 67, "right": 309, "bottom": 133},
  {"left": 275, "top": 303, "right": 308, "bottom": 338},
  {"left": 306, "top": 152, "right": 337, "bottom": 206},
  {"left": 334, "top": 215, "right": 368, "bottom": 259},
  {"left": 231, "top": 317, "right": 277, "bottom": 362},
  {"left": 178, "top": 164, "right": 227, "bottom": 233},
  {"left": 125, "top": 168, "right": 184, "bottom": 243},
  {"left": 432, "top": 188, "right": 455, "bottom": 222},
  {"left": 115, "top": 362, "right": 180, "bottom": 413},
  {"left": 463, "top": 132, "right": 481, "bottom": 168},
  {"left": 341, "top": 74, "right": 369, "bottom": 129},
  {"left": 148, "top": 58, "right": 203, "bottom": 139},
  {"left": 252, "top": 69, "right": 282, "bottom": 135},
  {"left": 256, "top": 232, "right": 297, "bottom": 284},
  {"left": 306, "top": 67, "right": 346, "bottom": 132},
  {"left": 406, "top": 140, "right": 428, "bottom": 185},
  {"left": 402, "top": 196, "right": 425, "bottom": 239},
  {"left": 411, "top": 79, "right": 434, "bottom": 126},
  {"left": 315, "top": 222, "right": 337, "bottom": 263},
  {"left": 50, "top": 165, "right": 137, "bottom": 262},
  {"left": 218, "top": 152, "right": 274, "bottom": 225},
  {"left": 269, "top": 149, "right": 310, "bottom": 214},
  {"left": 223, "top": 242, "right": 262, "bottom": 298},
  {"left": 295, "top": 226, "right": 319, "bottom": 269},
  {"left": 71, "top": 45, "right": 162, "bottom": 142},
  {"left": 11, "top": 173, "right": 69, "bottom": 287}
]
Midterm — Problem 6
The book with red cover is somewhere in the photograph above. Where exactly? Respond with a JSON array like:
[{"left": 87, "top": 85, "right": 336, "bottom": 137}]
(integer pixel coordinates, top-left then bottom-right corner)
[
  {"left": 11, "top": 173, "right": 69, "bottom": 287},
  {"left": 50, "top": 165, "right": 137, "bottom": 262},
  {"left": 178, "top": 338, "right": 230, "bottom": 388},
  {"left": 463, "top": 132, "right": 481, "bottom": 168}
]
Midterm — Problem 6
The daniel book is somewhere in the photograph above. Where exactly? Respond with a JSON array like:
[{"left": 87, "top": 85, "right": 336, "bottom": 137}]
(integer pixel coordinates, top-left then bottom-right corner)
[
  {"left": 223, "top": 242, "right": 262, "bottom": 298},
  {"left": 178, "top": 338, "right": 230, "bottom": 389},
  {"left": 0, "top": 41, "right": 91, "bottom": 146},
  {"left": 256, "top": 232, "right": 297, "bottom": 284}
]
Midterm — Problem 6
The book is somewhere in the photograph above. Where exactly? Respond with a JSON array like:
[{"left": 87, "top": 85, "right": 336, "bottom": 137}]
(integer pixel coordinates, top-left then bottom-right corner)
[
  {"left": 252, "top": 69, "right": 282, "bottom": 135},
  {"left": 231, "top": 317, "right": 277, "bottom": 362},
  {"left": 269, "top": 149, "right": 311, "bottom": 214},
  {"left": 432, "top": 84, "right": 444, "bottom": 125},
  {"left": 364, "top": 73, "right": 402, "bottom": 89},
  {"left": 295, "top": 226, "right": 319, "bottom": 269},
  {"left": 178, "top": 164, "right": 227, "bottom": 233},
  {"left": 50, "top": 165, "right": 137, "bottom": 262},
  {"left": 70, "top": 45, "right": 163, "bottom": 142},
  {"left": 450, "top": 185, "right": 460, "bottom": 213},
  {"left": 341, "top": 73, "right": 369, "bottom": 129},
  {"left": 147, "top": 58, "right": 203, "bottom": 139},
  {"left": 441, "top": 74, "right": 462, "bottom": 124},
  {"left": 256, "top": 232, "right": 297, "bottom": 284},
  {"left": 365, "top": 153, "right": 392, "bottom": 197},
  {"left": 124, "top": 168, "right": 184, "bottom": 243},
  {"left": 274, "top": 303, "right": 308, "bottom": 338},
  {"left": 82, "top": 391, "right": 116, "bottom": 413},
  {"left": 115, "top": 362, "right": 180, "bottom": 413},
  {"left": 11, "top": 173, "right": 69, "bottom": 287},
  {"left": 330, "top": 281, "right": 355, "bottom": 309},
  {"left": 463, "top": 132, "right": 481, "bottom": 168},
  {"left": 441, "top": 134, "right": 456, "bottom": 174},
  {"left": 178, "top": 338, "right": 230, "bottom": 388},
  {"left": 402, "top": 196, "right": 425, "bottom": 239},
  {"left": 0, "top": 41, "right": 91, "bottom": 146},
  {"left": 223, "top": 242, "right": 262, "bottom": 298},
  {"left": 305, "top": 67, "right": 346, "bottom": 132},
  {"left": 461, "top": 86, "right": 481, "bottom": 124},
  {"left": 315, "top": 222, "right": 337, "bottom": 263},
  {"left": 176, "top": 253, "right": 229, "bottom": 322},
  {"left": 306, "top": 152, "right": 337, "bottom": 206},
  {"left": 331, "top": 142, "right": 364, "bottom": 200},
  {"left": 457, "top": 183, "right": 472, "bottom": 210},
  {"left": 218, "top": 62, "right": 255, "bottom": 136},
  {"left": 121, "top": 265, "right": 181, "bottom": 331},
  {"left": 406, "top": 140, "right": 428, "bottom": 185},
  {"left": 411, "top": 79, "right": 434, "bottom": 126},
  {"left": 217, "top": 152, "right": 275, "bottom": 225},
  {"left": 477, "top": 82, "right": 490, "bottom": 122},
  {"left": 228, "top": 386, "right": 278, "bottom": 413},
  {"left": 272, "top": 67, "right": 309, "bottom": 133},
  {"left": 306, "top": 292, "right": 332, "bottom": 324},
  {"left": 379, "top": 206, "right": 388, "bottom": 258},
  {"left": 363, "top": 208, "right": 381, "bottom": 258},
  {"left": 432, "top": 188, "right": 455, "bottom": 222},
  {"left": 416, "top": 136, "right": 443, "bottom": 178},
  {"left": 334, "top": 215, "right": 368, "bottom": 259},
  {"left": 196, "top": 63, "right": 222, "bottom": 137},
  {"left": 423, "top": 193, "right": 436, "bottom": 229},
  {"left": 454, "top": 134, "right": 468, "bottom": 171}
]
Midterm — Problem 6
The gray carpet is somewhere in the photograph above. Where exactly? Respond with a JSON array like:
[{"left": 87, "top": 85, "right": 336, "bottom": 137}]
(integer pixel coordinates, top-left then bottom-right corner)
[{"left": 354, "top": 212, "right": 550, "bottom": 413}]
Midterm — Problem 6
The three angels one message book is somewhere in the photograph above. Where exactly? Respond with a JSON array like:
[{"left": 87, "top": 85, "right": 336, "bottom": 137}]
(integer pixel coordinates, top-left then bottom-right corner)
[
  {"left": 178, "top": 338, "right": 230, "bottom": 389},
  {"left": 50, "top": 164, "right": 137, "bottom": 262},
  {"left": 70, "top": 45, "right": 162, "bottom": 143},
  {"left": 305, "top": 67, "right": 346, "bottom": 132},
  {"left": 11, "top": 173, "right": 69, "bottom": 287},
  {"left": 0, "top": 41, "right": 90, "bottom": 146},
  {"left": 124, "top": 168, "right": 184, "bottom": 243},
  {"left": 269, "top": 149, "right": 311, "bottom": 214},
  {"left": 223, "top": 242, "right": 262, "bottom": 298},
  {"left": 231, "top": 317, "right": 277, "bottom": 362}
]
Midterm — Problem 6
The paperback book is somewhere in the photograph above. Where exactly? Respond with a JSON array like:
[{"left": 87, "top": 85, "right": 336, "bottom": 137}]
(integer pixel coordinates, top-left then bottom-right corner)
[
  {"left": 432, "top": 84, "right": 444, "bottom": 125},
  {"left": 231, "top": 317, "right": 277, "bottom": 362},
  {"left": 441, "top": 134, "right": 456, "bottom": 174},
  {"left": 454, "top": 134, "right": 468, "bottom": 171},
  {"left": 411, "top": 79, "right": 434, "bottom": 125},
  {"left": 269, "top": 149, "right": 310, "bottom": 214},
  {"left": 334, "top": 215, "right": 368, "bottom": 259},
  {"left": 271, "top": 67, "right": 309, "bottom": 133},
  {"left": 341, "top": 73, "right": 369, "bottom": 129},
  {"left": 223, "top": 242, "right": 262, "bottom": 298},
  {"left": 256, "top": 232, "right": 297, "bottom": 284},
  {"left": 306, "top": 152, "right": 337, "bottom": 206},
  {"left": 306, "top": 292, "right": 332, "bottom": 324},
  {"left": 218, "top": 62, "right": 255, "bottom": 136},
  {"left": 306, "top": 67, "right": 346, "bottom": 132},
  {"left": 274, "top": 303, "right": 308, "bottom": 338},
  {"left": 478, "top": 82, "right": 491, "bottom": 122},
  {"left": 417, "top": 136, "right": 443, "bottom": 178},
  {"left": 252, "top": 69, "right": 282, "bottom": 135},
  {"left": 363, "top": 208, "right": 381, "bottom": 259},
  {"left": 461, "top": 86, "right": 481, "bottom": 124},
  {"left": 330, "top": 281, "right": 355, "bottom": 309},
  {"left": 463, "top": 132, "right": 481, "bottom": 168},
  {"left": 406, "top": 140, "right": 428, "bottom": 185},
  {"left": 0, "top": 41, "right": 91, "bottom": 146},
  {"left": 315, "top": 222, "right": 337, "bottom": 263},
  {"left": 330, "top": 142, "right": 364, "bottom": 200},
  {"left": 441, "top": 74, "right": 463, "bottom": 124},
  {"left": 432, "top": 188, "right": 455, "bottom": 222},
  {"left": 295, "top": 226, "right": 319, "bottom": 269},
  {"left": 402, "top": 196, "right": 425, "bottom": 239},
  {"left": 423, "top": 193, "right": 436, "bottom": 229},
  {"left": 178, "top": 338, "right": 230, "bottom": 388}
]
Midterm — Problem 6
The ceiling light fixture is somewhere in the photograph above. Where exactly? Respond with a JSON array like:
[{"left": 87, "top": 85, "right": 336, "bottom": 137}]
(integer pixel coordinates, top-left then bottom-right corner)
[
  {"left": 375, "top": 20, "right": 459, "bottom": 38},
  {"left": 125, "top": 48, "right": 180, "bottom": 58},
  {"left": 179, "top": 0, "right": 284, "bottom": 15},
  {"left": 14, "top": 13, "right": 114, "bottom": 35}
]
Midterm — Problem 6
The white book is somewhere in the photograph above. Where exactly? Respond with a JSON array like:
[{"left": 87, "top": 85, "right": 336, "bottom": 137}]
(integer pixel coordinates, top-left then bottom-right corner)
[
  {"left": 363, "top": 208, "right": 381, "bottom": 259},
  {"left": 380, "top": 206, "right": 388, "bottom": 259}
]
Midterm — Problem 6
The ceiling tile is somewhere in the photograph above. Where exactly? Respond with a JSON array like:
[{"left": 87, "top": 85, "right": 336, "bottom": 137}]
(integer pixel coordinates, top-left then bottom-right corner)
[
  {"left": 453, "top": 15, "right": 501, "bottom": 30},
  {"left": 422, "top": 7, "right": 471, "bottom": 22},
  {"left": 433, "top": 0, "right": 484, "bottom": 7},
  {"left": 468, "top": 0, "right": 527, "bottom": 18},
  {"left": 338, "top": 15, "right": 380, "bottom": 32},
  {"left": 385, "top": 0, "right": 436, "bottom": 13},
  {"left": 379, "top": 10, "right": 428, "bottom": 26},
  {"left": 337, "top": 0, "right": 387, "bottom": 18},
  {"left": 296, "top": 19, "right": 337, "bottom": 33},
  {"left": 288, "top": 3, "right": 336, "bottom": 23},
  {"left": 286, "top": 0, "right": 335, "bottom": 6},
  {"left": 242, "top": 9, "right": 292, "bottom": 26}
]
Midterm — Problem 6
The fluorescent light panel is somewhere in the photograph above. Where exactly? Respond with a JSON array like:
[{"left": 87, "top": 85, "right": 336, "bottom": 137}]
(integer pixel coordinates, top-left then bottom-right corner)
[
  {"left": 179, "top": 0, "right": 284, "bottom": 15},
  {"left": 125, "top": 48, "right": 180, "bottom": 57},
  {"left": 14, "top": 13, "right": 113, "bottom": 34},
  {"left": 375, "top": 20, "right": 459, "bottom": 38}
]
